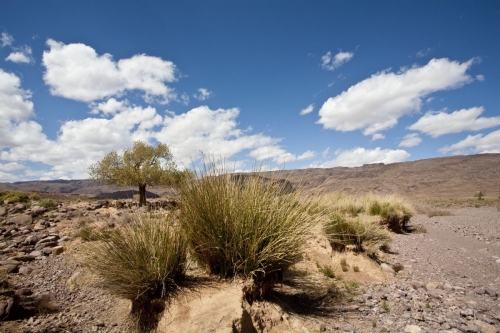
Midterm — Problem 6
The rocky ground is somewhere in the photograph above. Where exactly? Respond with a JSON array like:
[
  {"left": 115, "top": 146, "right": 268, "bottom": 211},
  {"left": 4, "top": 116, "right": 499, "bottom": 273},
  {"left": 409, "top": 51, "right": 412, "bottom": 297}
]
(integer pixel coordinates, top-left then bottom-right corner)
[{"left": 0, "top": 199, "right": 499, "bottom": 333}]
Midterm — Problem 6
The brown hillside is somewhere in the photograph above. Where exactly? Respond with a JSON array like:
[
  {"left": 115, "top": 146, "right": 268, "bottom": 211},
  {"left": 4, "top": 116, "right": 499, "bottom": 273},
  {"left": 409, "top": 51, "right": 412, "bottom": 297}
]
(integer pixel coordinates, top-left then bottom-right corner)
[{"left": 0, "top": 154, "right": 499, "bottom": 198}]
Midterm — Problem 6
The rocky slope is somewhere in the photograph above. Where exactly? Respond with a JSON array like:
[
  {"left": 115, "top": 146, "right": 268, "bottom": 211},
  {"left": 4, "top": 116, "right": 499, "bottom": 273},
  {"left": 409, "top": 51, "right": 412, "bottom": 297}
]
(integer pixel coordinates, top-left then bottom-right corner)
[{"left": 0, "top": 197, "right": 499, "bottom": 333}]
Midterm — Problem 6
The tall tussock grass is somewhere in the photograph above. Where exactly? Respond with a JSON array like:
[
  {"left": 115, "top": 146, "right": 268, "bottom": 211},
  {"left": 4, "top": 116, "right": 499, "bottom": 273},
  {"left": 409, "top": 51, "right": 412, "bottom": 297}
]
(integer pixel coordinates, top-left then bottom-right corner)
[
  {"left": 80, "top": 213, "right": 187, "bottom": 332},
  {"left": 178, "top": 160, "right": 321, "bottom": 299}
]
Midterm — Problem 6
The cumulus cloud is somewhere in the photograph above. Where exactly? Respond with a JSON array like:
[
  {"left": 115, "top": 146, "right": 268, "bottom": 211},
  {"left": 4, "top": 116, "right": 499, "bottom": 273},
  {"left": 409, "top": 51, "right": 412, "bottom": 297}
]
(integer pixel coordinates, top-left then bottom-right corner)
[
  {"left": 42, "top": 39, "right": 177, "bottom": 103},
  {"left": 399, "top": 133, "right": 422, "bottom": 147},
  {"left": 193, "top": 88, "right": 212, "bottom": 101},
  {"left": 476, "top": 74, "right": 485, "bottom": 81},
  {"left": 320, "top": 147, "right": 410, "bottom": 168},
  {"left": 1, "top": 33, "right": 14, "bottom": 47},
  {"left": 439, "top": 130, "right": 500, "bottom": 155},
  {"left": 321, "top": 51, "right": 354, "bottom": 71},
  {"left": 300, "top": 104, "right": 314, "bottom": 115},
  {"left": 408, "top": 107, "right": 500, "bottom": 137},
  {"left": 5, "top": 46, "right": 33, "bottom": 64},
  {"left": 317, "top": 58, "right": 475, "bottom": 137},
  {"left": 0, "top": 162, "right": 25, "bottom": 172},
  {"left": 0, "top": 69, "right": 34, "bottom": 123}
]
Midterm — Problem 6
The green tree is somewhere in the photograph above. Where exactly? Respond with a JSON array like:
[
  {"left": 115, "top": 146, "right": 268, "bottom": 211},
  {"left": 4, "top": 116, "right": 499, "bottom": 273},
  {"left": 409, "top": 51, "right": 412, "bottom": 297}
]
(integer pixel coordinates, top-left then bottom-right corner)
[{"left": 89, "top": 141, "right": 180, "bottom": 206}]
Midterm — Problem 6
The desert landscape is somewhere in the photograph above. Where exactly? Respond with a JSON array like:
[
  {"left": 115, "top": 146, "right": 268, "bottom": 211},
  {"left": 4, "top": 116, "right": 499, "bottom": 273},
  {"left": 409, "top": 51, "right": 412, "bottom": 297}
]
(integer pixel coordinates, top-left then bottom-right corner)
[{"left": 0, "top": 154, "right": 499, "bottom": 333}]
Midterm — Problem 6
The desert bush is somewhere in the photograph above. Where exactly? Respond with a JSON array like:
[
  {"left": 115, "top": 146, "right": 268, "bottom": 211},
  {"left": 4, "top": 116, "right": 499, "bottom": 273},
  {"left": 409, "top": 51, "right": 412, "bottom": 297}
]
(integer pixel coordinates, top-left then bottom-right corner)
[
  {"left": 29, "top": 193, "right": 40, "bottom": 201},
  {"left": 38, "top": 198, "right": 58, "bottom": 210},
  {"left": 426, "top": 208, "right": 452, "bottom": 218},
  {"left": 362, "top": 194, "right": 416, "bottom": 233},
  {"left": 474, "top": 190, "right": 485, "bottom": 200},
  {"left": 0, "top": 191, "right": 30, "bottom": 204},
  {"left": 323, "top": 213, "right": 392, "bottom": 256},
  {"left": 317, "top": 263, "right": 335, "bottom": 278},
  {"left": 179, "top": 160, "right": 321, "bottom": 299},
  {"left": 81, "top": 213, "right": 186, "bottom": 332}
]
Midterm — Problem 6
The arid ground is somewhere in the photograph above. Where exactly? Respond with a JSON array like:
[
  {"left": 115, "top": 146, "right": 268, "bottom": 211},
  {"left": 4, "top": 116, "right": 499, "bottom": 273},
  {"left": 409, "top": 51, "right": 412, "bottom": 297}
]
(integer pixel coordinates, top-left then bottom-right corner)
[{"left": 1, "top": 154, "right": 499, "bottom": 333}]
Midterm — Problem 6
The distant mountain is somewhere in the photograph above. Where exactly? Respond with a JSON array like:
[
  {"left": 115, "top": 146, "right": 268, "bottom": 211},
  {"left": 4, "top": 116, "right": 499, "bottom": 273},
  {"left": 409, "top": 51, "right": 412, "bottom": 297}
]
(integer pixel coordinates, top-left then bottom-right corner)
[{"left": 1, "top": 154, "right": 499, "bottom": 199}]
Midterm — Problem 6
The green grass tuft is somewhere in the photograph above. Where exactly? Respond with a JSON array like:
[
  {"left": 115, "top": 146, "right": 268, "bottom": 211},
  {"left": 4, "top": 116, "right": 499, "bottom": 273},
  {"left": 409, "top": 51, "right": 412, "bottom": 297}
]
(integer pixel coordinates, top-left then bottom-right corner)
[{"left": 179, "top": 159, "right": 322, "bottom": 298}]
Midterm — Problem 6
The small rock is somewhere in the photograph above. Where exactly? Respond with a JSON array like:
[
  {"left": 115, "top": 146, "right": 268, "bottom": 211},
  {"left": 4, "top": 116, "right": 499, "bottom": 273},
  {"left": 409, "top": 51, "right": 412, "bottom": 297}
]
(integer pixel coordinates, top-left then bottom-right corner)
[
  {"left": 427, "top": 281, "right": 444, "bottom": 290},
  {"left": 478, "top": 248, "right": 488, "bottom": 253},
  {"left": 381, "top": 263, "right": 396, "bottom": 274},
  {"left": 404, "top": 325, "right": 422, "bottom": 333},
  {"left": 52, "top": 246, "right": 65, "bottom": 255}
]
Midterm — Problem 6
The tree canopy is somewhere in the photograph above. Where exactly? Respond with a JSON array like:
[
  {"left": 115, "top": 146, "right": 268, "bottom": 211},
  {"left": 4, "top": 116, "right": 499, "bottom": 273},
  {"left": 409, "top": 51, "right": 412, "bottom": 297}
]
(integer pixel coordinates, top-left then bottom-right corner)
[{"left": 89, "top": 141, "right": 180, "bottom": 206}]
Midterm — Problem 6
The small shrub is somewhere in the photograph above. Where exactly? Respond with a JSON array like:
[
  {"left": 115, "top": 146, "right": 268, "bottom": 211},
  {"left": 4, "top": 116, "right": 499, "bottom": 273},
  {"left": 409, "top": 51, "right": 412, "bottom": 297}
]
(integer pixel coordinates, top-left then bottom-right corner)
[
  {"left": 0, "top": 191, "right": 30, "bottom": 204},
  {"left": 392, "top": 263, "right": 404, "bottom": 272},
  {"left": 474, "top": 190, "right": 485, "bottom": 200},
  {"left": 81, "top": 213, "right": 186, "bottom": 332},
  {"left": 324, "top": 213, "right": 392, "bottom": 256},
  {"left": 340, "top": 259, "right": 349, "bottom": 272},
  {"left": 427, "top": 209, "right": 452, "bottom": 218},
  {"left": 381, "top": 300, "right": 389, "bottom": 312},
  {"left": 353, "top": 265, "right": 360, "bottom": 272},
  {"left": 29, "top": 193, "right": 40, "bottom": 201},
  {"left": 318, "top": 264, "right": 335, "bottom": 278},
  {"left": 39, "top": 199, "right": 58, "bottom": 210},
  {"left": 179, "top": 159, "right": 322, "bottom": 299}
]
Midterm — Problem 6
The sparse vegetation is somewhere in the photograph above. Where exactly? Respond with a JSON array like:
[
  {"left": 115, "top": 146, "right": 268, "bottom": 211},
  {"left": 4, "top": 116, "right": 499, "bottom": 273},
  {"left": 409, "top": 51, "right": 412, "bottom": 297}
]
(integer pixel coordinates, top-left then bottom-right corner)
[
  {"left": 340, "top": 258, "right": 349, "bottom": 272},
  {"left": 80, "top": 213, "right": 187, "bottom": 332},
  {"left": 178, "top": 159, "right": 322, "bottom": 299},
  {"left": 353, "top": 265, "right": 360, "bottom": 272},
  {"left": 0, "top": 191, "right": 30, "bottom": 204},
  {"left": 474, "top": 190, "right": 485, "bottom": 200},
  {"left": 323, "top": 213, "right": 392, "bottom": 256},
  {"left": 382, "top": 299, "right": 390, "bottom": 312},
  {"left": 426, "top": 208, "right": 452, "bottom": 218},
  {"left": 39, "top": 198, "right": 58, "bottom": 210},
  {"left": 317, "top": 264, "right": 335, "bottom": 278}
]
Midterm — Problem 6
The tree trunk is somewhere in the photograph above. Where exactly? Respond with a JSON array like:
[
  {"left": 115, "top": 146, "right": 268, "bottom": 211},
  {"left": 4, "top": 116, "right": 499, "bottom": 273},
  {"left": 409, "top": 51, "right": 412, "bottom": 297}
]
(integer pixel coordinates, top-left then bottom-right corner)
[{"left": 139, "top": 184, "right": 147, "bottom": 207}]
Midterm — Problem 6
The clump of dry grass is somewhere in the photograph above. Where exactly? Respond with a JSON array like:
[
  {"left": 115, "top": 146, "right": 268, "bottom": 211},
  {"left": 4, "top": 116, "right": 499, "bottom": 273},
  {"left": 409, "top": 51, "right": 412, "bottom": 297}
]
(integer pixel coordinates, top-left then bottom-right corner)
[
  {"left": 80, "top": 213, "right": 186, "bottom": 332},
  {"left": 178, "top": 159, "right": 322, "bottom": 299},
  {"left": 362, "top": 194, "right": 416, "bottom": 233}
]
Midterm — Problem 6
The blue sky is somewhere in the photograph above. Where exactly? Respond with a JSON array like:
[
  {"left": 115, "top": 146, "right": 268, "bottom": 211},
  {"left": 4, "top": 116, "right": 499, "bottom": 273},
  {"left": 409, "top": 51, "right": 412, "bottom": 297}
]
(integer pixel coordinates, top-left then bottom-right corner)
[{"left": 1, "top": 1, "right": 499, "bottom": 181}]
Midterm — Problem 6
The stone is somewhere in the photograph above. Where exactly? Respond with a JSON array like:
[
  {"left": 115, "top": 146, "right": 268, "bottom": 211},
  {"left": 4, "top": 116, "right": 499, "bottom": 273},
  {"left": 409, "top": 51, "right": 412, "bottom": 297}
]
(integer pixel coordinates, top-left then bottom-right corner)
[
  {"left": 484, "top": 288, "right": 497, "bottom": 297},
  {"left": 427, "top": 281, "right": 444, "bottom": 290},
  {"left": 478, "top": 248, "right": 488, "bottom": 253},
  {"left": 470, "top": 320, "right": 497, "bottom": 333},
  {"left": 24, "top": 235, "right": 42, "bottom": 245},
  {"left": 52, "top": 246, "right": 64, "bottom": 255},
  {"left": 380, "top": 263, "right": 396, "bottom": 274},
  {"left": 10, "top": 255, "right": 37, "bottom": 262},
  {"left": 404, "top": 325, "right": 422, "bottom": 333},
  {"left": 8, "top": 214, "right": 32, "bottom": 226},
  {"left": 30, "top": 206, "right": 47, "bottom": 217},
  {"left": 0, "top": 206, "right": 7, "bottom": 217},
  {"left": 18, "top": 266, "right": 33, "bottom": 275},
  {"left": 0, "top": 291, "right": 20, "bottom": 320}
]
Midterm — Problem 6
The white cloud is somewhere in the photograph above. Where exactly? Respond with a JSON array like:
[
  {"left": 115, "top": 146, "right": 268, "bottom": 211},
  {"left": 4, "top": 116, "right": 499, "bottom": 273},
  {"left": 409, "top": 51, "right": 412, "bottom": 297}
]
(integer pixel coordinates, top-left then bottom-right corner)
[
  {"left": 1, "top": 33, "right": 14, "bottom": 47},
  {"left": 193, "top": 88, "right": 212, "bottom": 101},
  {"left": 299, "top": 104, "right": 314, "bottom": 115},
  {"left": 42, "top": 39, "right": 177, "bottom": 103},
  {"left": 371, "top": 133, "right": 385, "bottom": 141},
  {"left": 416, "top": 48, "right": 432, "bottom": 58},
  {"left": 0, "top": 71, "right": 306, "bottom": 181},
  {"left": 297, "top": 150, "right": 316, "bottom": 160},
  {"left": 181, "top": 93, "right": 190, "bottom": 105},
  {"left": 0, "top": 162, "right": 25, "bottom": 172},
  {"left": 0, "top": 69, "right": 34, "bottom": 123},
  {"left": 320, "top": 147, "right": 410, "bottom": 168},
  {"left": 321, "top": 51, "right": 354, "bottom": 71},
  {"left": 476, "top": 74, "right": 485, "bottom": 81},
  {"left": 408, "top": 107, "right": 500, "bottom": 138},
  {"left": 5, "top": 46, "right": 33, "bottom": 64},
  {"left": 317, "top": 58, "right": 475, "bottom": 137},
  {"left": 439, "top": 130, "right": 500, "bottom": 155},
  {"left": 399, "top": 133, "right": 422, "bottom": 147}
]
